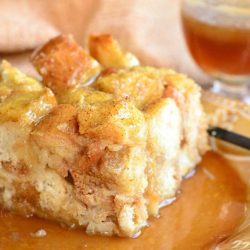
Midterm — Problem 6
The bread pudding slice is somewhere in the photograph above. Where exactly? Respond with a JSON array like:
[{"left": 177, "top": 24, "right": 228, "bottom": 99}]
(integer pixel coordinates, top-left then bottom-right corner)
[{"left": 0, "top": 34, "right": 208, "bottom": 237}]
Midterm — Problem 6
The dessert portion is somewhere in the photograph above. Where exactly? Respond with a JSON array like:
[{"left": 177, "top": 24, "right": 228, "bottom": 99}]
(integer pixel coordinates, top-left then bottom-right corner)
[{"left": 0, "top": 34, "right": 208, "bottom": 237}]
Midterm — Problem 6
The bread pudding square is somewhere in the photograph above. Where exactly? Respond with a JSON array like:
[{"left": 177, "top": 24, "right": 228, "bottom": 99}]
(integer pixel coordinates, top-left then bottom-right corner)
[{"left": 0, "top": 34, "right": 208, "bottom": 237}]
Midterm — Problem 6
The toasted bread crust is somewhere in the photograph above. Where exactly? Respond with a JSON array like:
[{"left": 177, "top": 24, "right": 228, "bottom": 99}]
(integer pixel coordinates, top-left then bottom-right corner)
[
  {"left": 89, "top": 34, "right": 139, "bottom": 68},
  {"left": 32, "top": 35, "right": 101, "bottom": 94}
]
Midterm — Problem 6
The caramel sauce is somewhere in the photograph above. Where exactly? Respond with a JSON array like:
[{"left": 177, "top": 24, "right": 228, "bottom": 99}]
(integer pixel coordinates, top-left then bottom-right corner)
[
  {"left": 0, "top": 152, "right": 246, "bottom": 250},
  {"left": 182, "top": 10, "right": 250, "bottom": 76}
]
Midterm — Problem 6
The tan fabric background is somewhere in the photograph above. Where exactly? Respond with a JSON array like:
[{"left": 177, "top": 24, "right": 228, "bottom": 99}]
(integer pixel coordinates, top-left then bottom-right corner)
[{"left": 0, "top": 0, "right": 209, "bottom": 83}]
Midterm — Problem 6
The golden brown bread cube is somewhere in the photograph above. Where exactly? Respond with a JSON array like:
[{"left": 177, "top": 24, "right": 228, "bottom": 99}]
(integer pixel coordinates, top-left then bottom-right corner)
[
  {"left": 89, "top": 34, "right": 139, "bottom": 68},
  {"left": 145, "top": 98, "right": 182, "bottom": 214},
  {"left": 163, "top": 73, "right": 208, "bottom": 175},
  {"left": 77, "top": 99, "right": 147, "bottom": 145},
  {"left": 0, "top": 61, "right": 57, "bottom": 125},
  {"left": 0, "top": 34, "right": 208, "bottom": 237},
  {"left": 32, "top": 35, "right": 101, "bottom": 94},
  {"left": 94, "top": 66, "right": 170, "bottom": 109},
  {"left": 30, "top": 104, "right": 82, "bottom": 177}
]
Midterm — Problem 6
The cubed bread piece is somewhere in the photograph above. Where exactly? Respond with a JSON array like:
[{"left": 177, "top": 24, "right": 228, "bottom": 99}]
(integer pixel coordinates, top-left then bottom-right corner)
[
  {"left": 89, "top": 34, "right": 139, "bottom": 68},
  {"left": 94, "top": 66, "right": 170, "bottom": 109},
  {"left": 0, "top": 61, "right": 57, "bottom": 125},
  {"left": 164, "top": 73, "right": 208, "bottom": 175},
  {"left": 77, "top": 99, "right": 147, "bottom": 146},
  {"left": 32, "top": 35, "right": 101, "bottom": 94},
  {"left": 30, "top": 104, "right": 82, "bottom": 177},
  {"left": 145, "top": 98, "right": 182, "bottom": 215}
]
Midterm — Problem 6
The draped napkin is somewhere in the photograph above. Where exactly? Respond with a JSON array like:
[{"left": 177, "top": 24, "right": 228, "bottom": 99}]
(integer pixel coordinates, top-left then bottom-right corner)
[{"left": 0, "top": 0, "right": 209, "bottom": 83}]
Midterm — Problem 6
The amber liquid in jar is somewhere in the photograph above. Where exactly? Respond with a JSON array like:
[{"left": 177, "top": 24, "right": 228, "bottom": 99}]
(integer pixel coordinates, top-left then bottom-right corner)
[{"left": 182, "top": 2, "right": 250, "bottom": 81}]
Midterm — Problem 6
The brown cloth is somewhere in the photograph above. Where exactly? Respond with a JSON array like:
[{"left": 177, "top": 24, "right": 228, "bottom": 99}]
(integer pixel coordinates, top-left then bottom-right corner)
[
  {"left": 0, "top": 0, "right": 59, "bottom": 53},
  {"left": 0, "top": 0, "right": 209, "bottom": 83}
]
